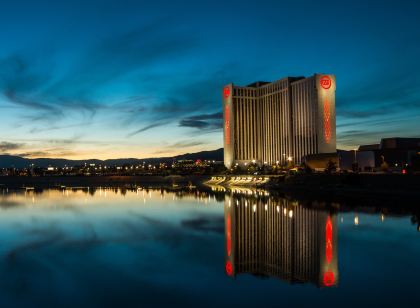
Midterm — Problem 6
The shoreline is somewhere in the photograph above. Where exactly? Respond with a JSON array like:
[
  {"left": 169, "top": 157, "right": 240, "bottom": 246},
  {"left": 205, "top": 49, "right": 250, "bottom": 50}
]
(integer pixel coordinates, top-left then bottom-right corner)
[
  {"left": 1, "top": 173, "right": 419, "bottom": 202},
  {"left": 0, "top": 175, "right": 210, "bottom": 189}
]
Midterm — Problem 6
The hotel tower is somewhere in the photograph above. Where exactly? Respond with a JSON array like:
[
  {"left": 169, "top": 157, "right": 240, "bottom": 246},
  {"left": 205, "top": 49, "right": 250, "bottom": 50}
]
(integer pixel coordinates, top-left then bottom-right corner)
[{"left": 223, "top": 74, "right": 336, "bottom": 168}]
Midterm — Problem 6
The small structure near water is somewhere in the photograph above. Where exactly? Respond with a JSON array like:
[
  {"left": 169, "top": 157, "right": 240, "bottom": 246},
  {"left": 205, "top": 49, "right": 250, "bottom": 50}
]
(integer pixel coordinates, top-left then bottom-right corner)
[{"left": 205, "top": 175, "right": 277, "bottom": 187}]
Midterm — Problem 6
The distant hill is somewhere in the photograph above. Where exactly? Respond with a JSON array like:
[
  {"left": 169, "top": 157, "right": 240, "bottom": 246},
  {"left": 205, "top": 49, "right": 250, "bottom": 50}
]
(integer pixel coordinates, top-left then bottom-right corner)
[{"left": 0, "top": 148, "right": 223, "bottom": 168}]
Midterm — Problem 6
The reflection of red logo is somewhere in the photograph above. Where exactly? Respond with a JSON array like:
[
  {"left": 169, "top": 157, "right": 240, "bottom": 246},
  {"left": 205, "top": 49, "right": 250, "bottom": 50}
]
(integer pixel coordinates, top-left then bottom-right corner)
[
  {"left": 320, "top": 76, "right": 332, "bottom": 89},
  {"left": 226, "top": 214, "right": 231, "bottom": 256},
  {"left": 223, "top": 86, "right": 231, "bottom": 98},
  {"left": 326, "top": 216, "right": 333, "bottom": 264},
  {"left": 225, "top": 260, "right": 233, "bottom": 276},
  {"left": 323, "top": 271, "right": 335, "bottom": 287}
]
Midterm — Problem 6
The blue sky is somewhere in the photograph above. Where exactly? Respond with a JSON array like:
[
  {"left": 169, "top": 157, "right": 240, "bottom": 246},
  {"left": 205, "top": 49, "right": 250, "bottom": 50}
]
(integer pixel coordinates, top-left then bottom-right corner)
[{"left": 0, "top": 0, "right": 419, "bottom": 159}]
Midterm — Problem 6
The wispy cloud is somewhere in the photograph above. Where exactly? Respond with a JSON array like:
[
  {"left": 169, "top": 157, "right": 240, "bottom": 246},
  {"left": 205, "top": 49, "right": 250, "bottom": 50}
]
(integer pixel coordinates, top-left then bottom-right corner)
[
  {"left": 179, "top": 112, "right": 222, "bottom": 130},
  {"left": 0, "top": 142, "right": 24, "bottom": 152},
  {"left": 167, "top": 140, "right": 205, "bottom": 148},
  {"left": 126, "top": 122, "right": 169, "bottom": 137},
  {"left": 17, "top": 150, "right": 78, "bottom": 158},
  {"left": 151, "top": 140, "right": 206, "bottom": 155}
]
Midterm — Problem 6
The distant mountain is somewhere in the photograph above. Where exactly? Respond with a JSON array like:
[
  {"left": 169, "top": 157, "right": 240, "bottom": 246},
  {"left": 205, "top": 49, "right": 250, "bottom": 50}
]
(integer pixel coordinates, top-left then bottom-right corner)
[{"left": 0, "top": 148, "right": 223, "bottom": 168}]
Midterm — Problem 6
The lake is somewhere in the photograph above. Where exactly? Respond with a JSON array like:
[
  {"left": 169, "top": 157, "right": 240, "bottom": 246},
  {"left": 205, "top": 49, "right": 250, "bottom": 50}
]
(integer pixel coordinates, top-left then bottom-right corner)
[{"left": 0, "top": 186, "right": 419, "bottom": 307}]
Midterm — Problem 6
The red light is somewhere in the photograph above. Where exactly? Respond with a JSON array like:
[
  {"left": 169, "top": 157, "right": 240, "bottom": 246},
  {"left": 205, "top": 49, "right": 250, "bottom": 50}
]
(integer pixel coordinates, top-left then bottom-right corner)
[
  {"left": 225, "top": 105, "right": 230, "bottom": 145},
  {"left": 323, "top": 270, "right": 335, "bottom": 286},
  {"left": 225, "top": 260, "right": 233, "bottom": 276},
  {"left": 320, "top": 75, "right": 332, "bottom": 89},
  {"left": 402, "top": 169, "right": 407, "bottom": 174},
  {"left": 326, "top": 216, "right": 333, "bottom": 264},
  {"left": 324, "top": 98, "right": 331, "bottom": 144},
  {"left": 223, "top": 86, "right": 231, "bottom": 99},
  {"left": 226, "top": 213, "right": 231, "bottom": 256}
]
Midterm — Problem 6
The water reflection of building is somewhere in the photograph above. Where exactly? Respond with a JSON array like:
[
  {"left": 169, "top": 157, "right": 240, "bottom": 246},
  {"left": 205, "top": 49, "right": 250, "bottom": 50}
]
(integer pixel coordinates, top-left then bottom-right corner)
[{"left": 224, "top": 195, "right": 338, "bottom": 287}]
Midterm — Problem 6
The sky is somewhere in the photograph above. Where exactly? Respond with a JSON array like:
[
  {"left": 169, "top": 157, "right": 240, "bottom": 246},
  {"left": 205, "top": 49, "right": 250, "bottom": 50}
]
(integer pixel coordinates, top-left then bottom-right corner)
[{"left": 0, "top": 0, "right": 420, "bottom": 159}]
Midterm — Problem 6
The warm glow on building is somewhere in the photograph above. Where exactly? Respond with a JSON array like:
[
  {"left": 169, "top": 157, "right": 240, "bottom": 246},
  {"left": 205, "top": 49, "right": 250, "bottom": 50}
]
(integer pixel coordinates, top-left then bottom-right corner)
[{"left": 223, "top": 74, "right": 336, "bottom": 168}]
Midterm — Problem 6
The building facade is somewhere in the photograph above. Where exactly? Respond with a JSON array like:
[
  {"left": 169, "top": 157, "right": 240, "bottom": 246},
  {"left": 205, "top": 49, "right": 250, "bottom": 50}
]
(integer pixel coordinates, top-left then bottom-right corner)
[{"left": 223, "top": 74, "right": 336, "bottom": 168}]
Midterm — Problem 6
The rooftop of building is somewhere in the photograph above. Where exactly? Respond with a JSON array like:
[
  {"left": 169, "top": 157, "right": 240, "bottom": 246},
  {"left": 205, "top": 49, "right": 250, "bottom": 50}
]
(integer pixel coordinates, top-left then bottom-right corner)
[
  {"left": 237, "top": 76, "right": 306, "bottom": 88},
  {"left": 380, "top": 137, "right": 420, "bottom": 150},
  {"left": 246, "top": 81, "right": 270, "bottom": 88},
  {"left": 359, "top": 137, "right": 420, "bottom": 151},
  {"left": 358, "top": 144, "right": 380, "bottom": 151}
]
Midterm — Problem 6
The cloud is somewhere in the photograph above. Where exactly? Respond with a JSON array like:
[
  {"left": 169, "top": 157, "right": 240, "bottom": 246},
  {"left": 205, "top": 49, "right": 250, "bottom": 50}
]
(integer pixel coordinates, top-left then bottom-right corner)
[
  {"left": 0, "top": 19, "right": 200, "bottom": 131},
  {"left": 335, "top": 55, "right": 420, "bottom": 148},
  {"left": 0, "top": 18, "right": 239, "bottom": 158},
  {"left": 151, "top": 140, "right": 205, "bottom": 155},
  {"left": 127, "top": 122, "right": 169, "bottom": 137},
  {"left": 179, "top": 112, "right": 222, "bottom": 130},
  {"left": 17, "top": 150, "right": 78, "bottom": 158},
  {"left": 0, "top": 54, "right": 99, "bottom": 125},
  {"left": 0, "top": 142, "right": 24, "bottom": 152},
  {"left": 29, "top": 123, "right": 92, "bottom": 134},
  {"left": 45, "top": 20, "right": 199, "bottom": 99},
  {"left": 338, "top": 110, "right": 389, "bottom": 119},
  {"left": 46, "top": 135, "right": 83, "bottom": 145},
  {"left": 120, "top": 67, "right": 237, "bottom": 134},
  {"left": 167, "top": 140, "right": 205, "bottom": 148}
]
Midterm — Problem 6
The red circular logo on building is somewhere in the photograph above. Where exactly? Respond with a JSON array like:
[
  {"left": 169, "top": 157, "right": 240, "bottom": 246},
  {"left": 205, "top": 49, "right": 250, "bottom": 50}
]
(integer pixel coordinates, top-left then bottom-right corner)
[
  {"left": 223, "top": 86, "right": 231, "bottom": 99},
  {"left": 320, "top": 76, "right": 332, "bottom": 89}
]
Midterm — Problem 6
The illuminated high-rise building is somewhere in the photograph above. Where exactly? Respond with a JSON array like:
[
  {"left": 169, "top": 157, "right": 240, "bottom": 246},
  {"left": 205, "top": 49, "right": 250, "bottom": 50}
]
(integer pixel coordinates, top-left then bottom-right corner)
[{"left": 223, "top": 74, "right": 336, "bottom": 168}]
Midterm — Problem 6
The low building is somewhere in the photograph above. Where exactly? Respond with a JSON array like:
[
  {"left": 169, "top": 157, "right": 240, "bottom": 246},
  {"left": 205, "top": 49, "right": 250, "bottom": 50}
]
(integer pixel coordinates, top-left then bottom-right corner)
[
  {"left": 337, "top": 150, "right": 375, "bottom": 171},
  {"left": 303, "top": 153, "right": 338, "bottom": 171},
  {"left": 358, "top": 137, "right": 420, "bottom": 170}
]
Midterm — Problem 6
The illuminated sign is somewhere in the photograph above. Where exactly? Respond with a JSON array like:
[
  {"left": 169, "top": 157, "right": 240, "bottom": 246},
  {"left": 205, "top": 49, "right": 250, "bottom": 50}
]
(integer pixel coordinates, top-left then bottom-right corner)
[
  {"left": 320, "top": 75, "right": 332, "bottom": 89},
  {"left": 225, "top": 105, "right": 230, "bottom": 145},
  {"left": 324, "top": 98, "right": 331, "bottom": 144},
  {"left": 317, "top": 74, "right": 335, "bottom": 152},
  {"left": 223, "top": 86, "right": 231, "bottom": 99}
]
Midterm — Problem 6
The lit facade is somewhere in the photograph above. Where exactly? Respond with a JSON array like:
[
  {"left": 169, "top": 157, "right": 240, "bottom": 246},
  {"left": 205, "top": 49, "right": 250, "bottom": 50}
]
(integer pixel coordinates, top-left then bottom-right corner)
[{"left": 223, "top": 74, "right": 336, "bottom": 168}]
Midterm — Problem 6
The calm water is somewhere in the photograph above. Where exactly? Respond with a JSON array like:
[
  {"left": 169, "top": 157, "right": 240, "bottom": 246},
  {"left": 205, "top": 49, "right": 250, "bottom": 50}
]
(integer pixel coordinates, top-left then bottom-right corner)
[{"left": 0, "top": 187, "right": 419, "bottom": 307}]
